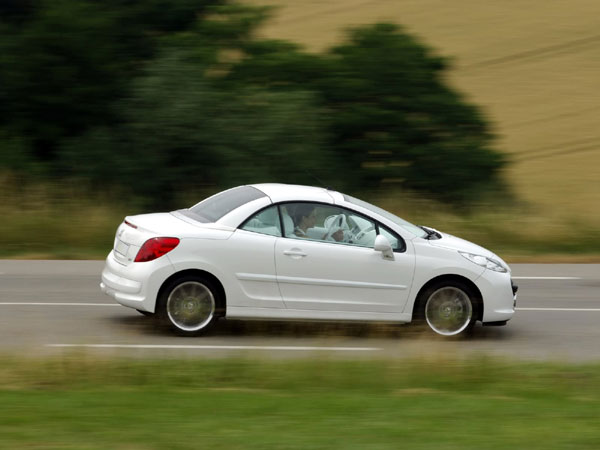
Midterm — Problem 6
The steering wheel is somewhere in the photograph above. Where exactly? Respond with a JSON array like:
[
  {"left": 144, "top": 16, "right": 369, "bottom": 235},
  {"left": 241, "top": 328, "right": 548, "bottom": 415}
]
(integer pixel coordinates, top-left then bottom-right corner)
[
  {"left": 354, "top": 224, "right": 375, "bottom": 243},
  {"left": 324, "top": 214, "right": 348, "bottom": 241},
  {"left": 345, "top": 216, "right": 362, "bottom": 243}
]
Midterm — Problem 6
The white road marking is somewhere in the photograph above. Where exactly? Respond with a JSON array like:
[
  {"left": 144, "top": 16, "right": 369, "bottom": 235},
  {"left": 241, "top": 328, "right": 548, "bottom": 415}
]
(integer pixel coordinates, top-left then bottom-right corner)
[
  {"left": 47, "top": 344, "right": 380, "bottom": 352},
  {"left": 517, "top": 307, "right": 600, "bottom": 312},
  {"left": 512, "top": 277, "right": 581, "bottom": 280},
  {"left": 0, "top": 303, "right": 119, "bottom": 306}
]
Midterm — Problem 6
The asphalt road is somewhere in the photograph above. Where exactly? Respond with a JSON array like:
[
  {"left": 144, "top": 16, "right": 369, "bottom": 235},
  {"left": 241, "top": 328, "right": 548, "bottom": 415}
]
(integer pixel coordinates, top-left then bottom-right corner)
[{"left": 1, "top": 260, "right": 599, "bottom": 362}]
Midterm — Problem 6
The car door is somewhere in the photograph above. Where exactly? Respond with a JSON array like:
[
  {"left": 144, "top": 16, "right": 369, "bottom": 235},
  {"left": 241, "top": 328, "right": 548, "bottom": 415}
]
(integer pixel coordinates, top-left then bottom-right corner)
[
  {"left": 275, "top": 203, "right": 415, "bottom": 313},
  {"left": 225, "top": 205, "right": 285, "bottom": 309}
]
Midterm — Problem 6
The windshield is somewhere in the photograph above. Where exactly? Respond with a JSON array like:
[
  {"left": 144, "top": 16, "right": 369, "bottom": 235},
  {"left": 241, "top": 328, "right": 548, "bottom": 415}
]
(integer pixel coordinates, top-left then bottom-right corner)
[
  {"left": 181, "top": 186, "right": 266, "bottom": 223},
  {"left": 343, "top": 194, "right": 428, "bottom": 238}
]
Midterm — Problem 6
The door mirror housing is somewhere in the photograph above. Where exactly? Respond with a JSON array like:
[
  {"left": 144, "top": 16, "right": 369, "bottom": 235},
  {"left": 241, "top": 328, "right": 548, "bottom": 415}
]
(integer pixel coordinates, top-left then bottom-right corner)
[{"left": 374, "top": 234, "right": 394, "bottom": 260}]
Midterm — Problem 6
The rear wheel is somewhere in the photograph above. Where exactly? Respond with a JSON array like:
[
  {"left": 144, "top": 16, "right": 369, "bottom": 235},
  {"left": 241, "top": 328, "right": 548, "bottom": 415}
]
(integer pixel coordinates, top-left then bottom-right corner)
[
  {"left": 157, "top": 276, "right": 220, "bottom": 336},
  {"left": 415, "top": 280, "right": 479, "bottom": 337}
]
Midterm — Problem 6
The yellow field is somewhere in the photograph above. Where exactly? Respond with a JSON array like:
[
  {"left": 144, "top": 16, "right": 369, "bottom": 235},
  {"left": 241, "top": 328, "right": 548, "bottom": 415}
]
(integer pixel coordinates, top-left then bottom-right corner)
[{"left": 244, "top": 0, "right": 600, "bottom": 226}]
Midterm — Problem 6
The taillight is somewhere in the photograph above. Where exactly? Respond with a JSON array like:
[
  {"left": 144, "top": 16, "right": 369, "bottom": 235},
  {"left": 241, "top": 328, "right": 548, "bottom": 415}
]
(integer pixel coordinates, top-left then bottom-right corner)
[{"left": 134, "top": 237, "right": 180, "bottom": 263}]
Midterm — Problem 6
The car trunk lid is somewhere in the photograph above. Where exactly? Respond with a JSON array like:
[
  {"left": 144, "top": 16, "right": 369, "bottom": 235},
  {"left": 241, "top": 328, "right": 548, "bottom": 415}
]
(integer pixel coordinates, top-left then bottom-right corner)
[{"left": 111, "top": 212, "right": 234, "bottom": 266}]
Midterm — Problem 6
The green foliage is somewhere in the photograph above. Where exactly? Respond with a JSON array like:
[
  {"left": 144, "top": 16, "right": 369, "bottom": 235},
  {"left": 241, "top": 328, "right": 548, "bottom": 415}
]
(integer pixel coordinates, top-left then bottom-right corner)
[
  {"left": 61, "top": 46, "right": 331, "bottom": 206},
  {"left": 0, "top": 0, "right": 219, "bottom": 162},
  {"left": 0, "top": 130, "right": 32, "bottom": 171},
  {"left": 1, "top": 0, "right": 127, "bottom": 161},
  {"left": 1, "top": 1, "right": 506, "bottom": 206},
  {"left": 232, "top": 23, "right": 504, "bottom": 202},
  {"left": 322, "top": 24, "right": 504, "bottom": 202},
  {"left": 226, "top": 23, "right": 505, "bottom": 202}
]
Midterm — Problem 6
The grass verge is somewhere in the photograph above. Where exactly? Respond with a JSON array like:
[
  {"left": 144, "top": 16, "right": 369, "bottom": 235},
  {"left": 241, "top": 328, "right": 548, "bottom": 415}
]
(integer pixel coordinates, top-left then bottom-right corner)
[
  {"left": 1, "top": 355, "right": 600, "bottom": 449},
  {"left": 0, "top": 174, "right": 130, "bottom": 259},
  {"left": 2, "top": 174, "right": 600, "bottom": 261}
]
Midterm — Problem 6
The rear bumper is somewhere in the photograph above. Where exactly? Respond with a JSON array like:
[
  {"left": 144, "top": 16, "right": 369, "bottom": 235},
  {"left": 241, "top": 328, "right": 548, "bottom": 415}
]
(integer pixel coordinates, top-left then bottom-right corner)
[{"left": 100, "top": 250, "right": 175, "bottom": 313}]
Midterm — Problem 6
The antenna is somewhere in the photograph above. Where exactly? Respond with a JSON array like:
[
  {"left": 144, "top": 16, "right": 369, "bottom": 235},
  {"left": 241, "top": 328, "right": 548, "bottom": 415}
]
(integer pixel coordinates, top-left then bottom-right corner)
[{"left": 304, "top": 169, "right": 334, "bottom": 191}]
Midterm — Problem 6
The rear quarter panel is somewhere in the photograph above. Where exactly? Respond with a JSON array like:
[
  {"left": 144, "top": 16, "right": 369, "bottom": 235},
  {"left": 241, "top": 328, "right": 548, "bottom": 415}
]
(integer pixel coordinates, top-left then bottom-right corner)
[{"left": 166, "top": 230, "right": 283, "bottom": 310}]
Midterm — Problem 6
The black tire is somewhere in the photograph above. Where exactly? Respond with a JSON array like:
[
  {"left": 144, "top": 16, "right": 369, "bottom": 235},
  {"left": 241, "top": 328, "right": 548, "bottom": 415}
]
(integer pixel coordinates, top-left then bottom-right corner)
[
  {"left": 414, "top": 280, "right": 479, "bottom": 337},
  {"left": 157, "top": 275, "right": 221, "bottom": 336}
]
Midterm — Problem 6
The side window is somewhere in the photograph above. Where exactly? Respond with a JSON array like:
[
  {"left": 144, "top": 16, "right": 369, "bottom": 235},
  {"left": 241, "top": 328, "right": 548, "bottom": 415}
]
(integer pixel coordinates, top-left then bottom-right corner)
[
  {"left": 282, "top": 202, "right": 378, "bottom": 248},
  {"left": 282, "top": 203, "right": 340, "bottom": 240},
  {"left": 279, "top": 204, "right": 298, "bottom": 238},
  {"left": 346, "top": 212, "right": 377, "bottom": 248},
  {"left": 240, "top": 205, "right": 281, "bottom": 237},
  {"left": 378, "top": 224, "right": 405, "bottom": 252}
]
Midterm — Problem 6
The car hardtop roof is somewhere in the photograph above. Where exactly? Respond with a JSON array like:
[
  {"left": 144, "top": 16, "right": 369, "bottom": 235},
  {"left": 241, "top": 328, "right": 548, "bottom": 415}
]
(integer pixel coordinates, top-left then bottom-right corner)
[{"left": 250, "top": 183, "right": 343, "bottom": 204}]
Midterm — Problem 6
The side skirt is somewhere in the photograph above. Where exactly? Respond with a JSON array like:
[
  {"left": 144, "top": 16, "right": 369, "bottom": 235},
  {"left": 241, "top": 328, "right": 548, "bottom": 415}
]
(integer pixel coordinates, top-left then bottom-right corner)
[{"left": 225, "top": 306, "right": 412, "bottom": 323}]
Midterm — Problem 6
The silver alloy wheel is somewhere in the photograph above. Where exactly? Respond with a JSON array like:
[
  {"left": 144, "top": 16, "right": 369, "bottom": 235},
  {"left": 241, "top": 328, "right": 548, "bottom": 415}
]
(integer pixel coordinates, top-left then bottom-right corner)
[
  {"left": 425, "top": 286, "right": 473, "bottom": 336},
  {"left": 166, "top": 281, "right": 216, "bottom": 332}
]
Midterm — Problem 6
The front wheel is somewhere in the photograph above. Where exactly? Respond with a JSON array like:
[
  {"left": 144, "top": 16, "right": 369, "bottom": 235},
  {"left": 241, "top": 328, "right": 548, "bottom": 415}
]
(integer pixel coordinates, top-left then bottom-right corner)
[
  {"left": 157, "top": 276, "right": 220, "bottom": 336},
  {"left": 415, "top": 281, "right": 479, "bottom": 337}
]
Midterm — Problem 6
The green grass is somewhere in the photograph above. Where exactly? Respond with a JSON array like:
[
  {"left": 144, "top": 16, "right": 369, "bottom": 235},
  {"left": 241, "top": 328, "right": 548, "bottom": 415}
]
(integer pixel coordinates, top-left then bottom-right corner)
[
  {"left": 2, "top": 174, "right": 600, "bottom": 261},
  {"left": 375, "top": 191, "right": 600, "bottom": 262},
  {"left": 0, "top": 174, "right": 129, "bottom": 259},
  {"left": 1, "top": 355, "right": 600, "bottom": 449}
]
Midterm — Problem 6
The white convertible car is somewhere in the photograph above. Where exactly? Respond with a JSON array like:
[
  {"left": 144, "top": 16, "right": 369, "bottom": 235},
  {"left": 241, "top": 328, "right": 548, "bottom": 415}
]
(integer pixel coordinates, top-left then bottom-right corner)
[{"left": 101, "top": 184, "right": 517, "bottom": 337}]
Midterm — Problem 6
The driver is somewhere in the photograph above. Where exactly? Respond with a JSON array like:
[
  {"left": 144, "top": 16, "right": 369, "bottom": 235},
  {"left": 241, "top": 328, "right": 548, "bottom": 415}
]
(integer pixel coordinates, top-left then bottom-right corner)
[{"left": 289, "top": 204, "right": 344, "bottom": 242}]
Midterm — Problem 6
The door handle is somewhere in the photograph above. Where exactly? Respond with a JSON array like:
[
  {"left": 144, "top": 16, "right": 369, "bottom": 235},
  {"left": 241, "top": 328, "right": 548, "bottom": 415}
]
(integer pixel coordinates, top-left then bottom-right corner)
[{"left": 283, "top": 249, "right": 307, "bottom": 258}]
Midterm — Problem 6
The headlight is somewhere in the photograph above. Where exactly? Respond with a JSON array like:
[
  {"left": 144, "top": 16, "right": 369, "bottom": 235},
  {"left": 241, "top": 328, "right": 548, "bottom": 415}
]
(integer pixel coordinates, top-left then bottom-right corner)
[{"left": 459, "top": 252, "right": 508, "bottom": 273}]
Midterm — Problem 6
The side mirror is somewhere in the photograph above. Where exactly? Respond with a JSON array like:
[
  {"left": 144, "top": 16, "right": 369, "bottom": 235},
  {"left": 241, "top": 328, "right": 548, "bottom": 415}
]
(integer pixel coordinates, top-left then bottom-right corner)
[{"left": 374, "top": 234, "right": 394, "bottom": 261}]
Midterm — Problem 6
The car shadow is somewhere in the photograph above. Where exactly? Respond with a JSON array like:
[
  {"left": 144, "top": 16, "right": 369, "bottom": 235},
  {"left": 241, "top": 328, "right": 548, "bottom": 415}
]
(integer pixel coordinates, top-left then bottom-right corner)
[
  {"left": 213, "top": 319, "right": 409, "bottom": 339},
  {"left": 470, "top": 324, "right": 514, "bottom": 341},
  {"left": 109, "top": 312, "right": 512, "bottom": 341}
]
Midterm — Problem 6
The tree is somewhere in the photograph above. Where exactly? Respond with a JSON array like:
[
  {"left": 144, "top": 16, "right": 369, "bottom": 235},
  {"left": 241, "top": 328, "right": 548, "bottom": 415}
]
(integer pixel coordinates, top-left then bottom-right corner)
[
  {"left": 2, "top": 1, "right": 506, "bottom": 206},
  {"left": 320, "top": 23, "right": 504, "bottom": 202},
  {"left": 60, "top": 46, "right": 332, "bottom": 207},
  {"left": 0, "top": 0, "right": 219, "bottom": 164},
  {"left": 229, "top": 23, "right": 505, "bottom": 203}
]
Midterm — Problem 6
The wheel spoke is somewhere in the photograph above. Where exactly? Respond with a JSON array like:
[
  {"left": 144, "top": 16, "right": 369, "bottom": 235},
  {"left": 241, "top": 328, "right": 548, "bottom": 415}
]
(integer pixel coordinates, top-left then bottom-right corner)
[
  {"left": 166, "top": 281, "right": 215, "bottom": 332},
  {"left": 425, "top": 286, "right": 473, "bottom": 336}
]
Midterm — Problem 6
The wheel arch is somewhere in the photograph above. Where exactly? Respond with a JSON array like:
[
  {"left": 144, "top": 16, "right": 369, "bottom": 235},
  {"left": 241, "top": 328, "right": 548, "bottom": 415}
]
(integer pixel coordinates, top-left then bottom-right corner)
[
  {"left": 412, "top": 274, "right": 483, "bottom": 322},
  {"left": 158, "top": 269, "right": 227, "bottom": 317}
]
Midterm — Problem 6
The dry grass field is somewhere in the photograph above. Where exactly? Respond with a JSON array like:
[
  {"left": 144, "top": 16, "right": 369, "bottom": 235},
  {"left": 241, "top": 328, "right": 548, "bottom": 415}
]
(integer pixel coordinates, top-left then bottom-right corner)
[{"left": 244, "top": 0, "right": 600, "bottom": 227}]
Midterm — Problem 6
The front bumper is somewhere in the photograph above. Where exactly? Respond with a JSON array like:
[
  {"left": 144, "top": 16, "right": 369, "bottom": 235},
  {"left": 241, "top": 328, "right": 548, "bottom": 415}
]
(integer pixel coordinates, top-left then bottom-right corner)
[{"left": 476, "top": 269, "right": 517, "bottom": 323}]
